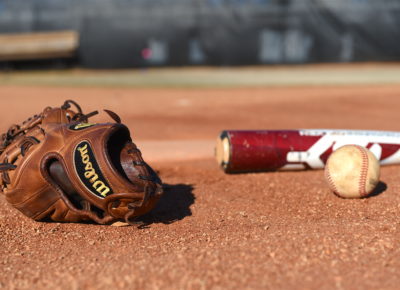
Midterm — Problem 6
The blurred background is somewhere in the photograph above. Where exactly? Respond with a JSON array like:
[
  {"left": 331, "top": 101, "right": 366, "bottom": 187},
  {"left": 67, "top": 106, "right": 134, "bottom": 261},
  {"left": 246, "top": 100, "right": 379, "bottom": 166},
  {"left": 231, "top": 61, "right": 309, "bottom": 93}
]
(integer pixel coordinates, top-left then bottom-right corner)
[{"left": 0, "top": 0, "right": 400, "bottom": 69}]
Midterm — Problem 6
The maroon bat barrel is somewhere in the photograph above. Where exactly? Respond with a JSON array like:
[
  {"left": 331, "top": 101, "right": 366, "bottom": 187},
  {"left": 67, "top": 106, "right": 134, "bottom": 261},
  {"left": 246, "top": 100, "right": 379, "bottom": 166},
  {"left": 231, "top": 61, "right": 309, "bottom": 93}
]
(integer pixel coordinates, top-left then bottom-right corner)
[
  {"left": 216, "top": 130, "right": 320, "bottom": 173},
  {"left": 215, "top": 129, "right": 400, "bottom": 173}
]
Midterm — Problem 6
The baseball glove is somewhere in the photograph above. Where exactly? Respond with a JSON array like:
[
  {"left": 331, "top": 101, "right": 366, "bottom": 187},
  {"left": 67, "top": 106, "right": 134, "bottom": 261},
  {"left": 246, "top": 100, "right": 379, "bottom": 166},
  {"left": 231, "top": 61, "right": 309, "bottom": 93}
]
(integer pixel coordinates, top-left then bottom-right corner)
[{"left": 0, "top": 100, "right": 163, "bottom": 225}]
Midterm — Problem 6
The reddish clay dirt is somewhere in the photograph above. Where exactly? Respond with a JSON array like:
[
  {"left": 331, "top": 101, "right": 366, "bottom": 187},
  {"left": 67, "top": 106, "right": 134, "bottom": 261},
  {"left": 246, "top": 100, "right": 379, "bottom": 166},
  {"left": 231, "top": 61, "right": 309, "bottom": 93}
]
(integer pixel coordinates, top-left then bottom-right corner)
[{"left": 1, "top": 85, "right": 400, "bottom": 289}]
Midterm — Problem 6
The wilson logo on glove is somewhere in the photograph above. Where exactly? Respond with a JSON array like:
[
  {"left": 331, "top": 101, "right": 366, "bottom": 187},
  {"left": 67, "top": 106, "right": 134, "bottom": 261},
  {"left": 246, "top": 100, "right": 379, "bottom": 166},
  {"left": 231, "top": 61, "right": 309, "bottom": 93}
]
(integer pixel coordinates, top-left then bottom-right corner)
[
  {"left": 74, "top": 141, "right": 113, "bottom": 198},
  {"left": 70, "top": 123, "right": 95, "bottom": 131}
]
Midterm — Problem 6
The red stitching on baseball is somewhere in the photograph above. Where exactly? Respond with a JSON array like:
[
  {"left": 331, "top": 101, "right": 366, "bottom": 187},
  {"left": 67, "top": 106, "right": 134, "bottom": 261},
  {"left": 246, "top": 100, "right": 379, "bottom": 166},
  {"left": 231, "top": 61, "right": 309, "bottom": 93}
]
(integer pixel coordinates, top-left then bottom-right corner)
[
  {"left": 355, "top": 145, "right": 369, "bottom": 197},
  {"left": 325, "top": 161, "right": 341, "bottom": 196}
]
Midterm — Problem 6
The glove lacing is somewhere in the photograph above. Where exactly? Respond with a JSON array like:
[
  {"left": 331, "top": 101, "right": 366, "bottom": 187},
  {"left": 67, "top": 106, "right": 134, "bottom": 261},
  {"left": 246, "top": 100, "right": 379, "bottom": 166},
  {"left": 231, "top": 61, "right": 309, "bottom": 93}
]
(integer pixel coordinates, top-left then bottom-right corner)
[{"left": 0, "top": 100, "right": 98, "bottom": 186}]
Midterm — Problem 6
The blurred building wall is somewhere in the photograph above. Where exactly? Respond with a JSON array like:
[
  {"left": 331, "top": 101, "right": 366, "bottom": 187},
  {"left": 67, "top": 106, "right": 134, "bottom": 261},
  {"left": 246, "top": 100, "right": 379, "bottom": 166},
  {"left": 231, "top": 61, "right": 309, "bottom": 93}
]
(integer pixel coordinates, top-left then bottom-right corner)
[{"left": 0, "top": 0, "right": 399, "bottom": 68}]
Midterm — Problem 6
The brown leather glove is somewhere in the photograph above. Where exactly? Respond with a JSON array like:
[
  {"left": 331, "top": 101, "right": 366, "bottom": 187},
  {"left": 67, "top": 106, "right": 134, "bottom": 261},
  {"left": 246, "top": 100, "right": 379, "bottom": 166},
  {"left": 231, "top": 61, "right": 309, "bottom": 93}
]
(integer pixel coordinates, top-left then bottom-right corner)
[{"left": 0, "top": 100, "right": 163, "bottom": 225}]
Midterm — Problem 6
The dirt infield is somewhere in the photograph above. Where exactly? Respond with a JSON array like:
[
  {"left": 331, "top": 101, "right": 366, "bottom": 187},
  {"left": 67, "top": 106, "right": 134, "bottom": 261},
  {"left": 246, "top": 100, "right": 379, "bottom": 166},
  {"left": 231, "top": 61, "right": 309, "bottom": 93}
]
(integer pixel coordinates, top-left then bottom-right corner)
[{"left": 2, "top": 81, "right": 400, "bottom": 289}]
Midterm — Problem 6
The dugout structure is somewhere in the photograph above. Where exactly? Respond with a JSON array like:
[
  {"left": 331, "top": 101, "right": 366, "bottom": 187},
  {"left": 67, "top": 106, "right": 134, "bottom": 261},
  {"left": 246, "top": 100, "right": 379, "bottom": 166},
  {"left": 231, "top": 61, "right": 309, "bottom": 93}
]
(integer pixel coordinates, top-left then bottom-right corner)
[{"left": 0, "top": 0, "right": 399, "bottom": 68}]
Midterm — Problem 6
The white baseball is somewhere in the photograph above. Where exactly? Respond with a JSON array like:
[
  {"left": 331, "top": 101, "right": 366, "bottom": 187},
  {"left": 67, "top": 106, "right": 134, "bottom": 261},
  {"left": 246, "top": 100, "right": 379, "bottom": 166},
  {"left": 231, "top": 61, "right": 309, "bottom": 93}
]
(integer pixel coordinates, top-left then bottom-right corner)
[{"left": 324, "top": 145, "right": 380, "bottom": 198}]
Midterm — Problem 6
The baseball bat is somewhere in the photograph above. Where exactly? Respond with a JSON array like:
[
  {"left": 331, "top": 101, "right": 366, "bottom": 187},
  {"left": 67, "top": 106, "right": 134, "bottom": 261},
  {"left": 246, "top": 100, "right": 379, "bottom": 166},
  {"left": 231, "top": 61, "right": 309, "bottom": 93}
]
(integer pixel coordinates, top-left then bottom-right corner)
[{"left": 216, "top": 129, "right": 400, "bottom": 173}]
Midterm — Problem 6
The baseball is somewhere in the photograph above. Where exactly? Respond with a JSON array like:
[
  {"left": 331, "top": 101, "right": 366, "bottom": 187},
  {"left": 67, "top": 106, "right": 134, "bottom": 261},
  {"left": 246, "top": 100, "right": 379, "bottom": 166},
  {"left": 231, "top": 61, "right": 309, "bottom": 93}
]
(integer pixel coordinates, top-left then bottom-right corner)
[{"left": 324, "top": 145, "right": 380, "bottom": 198}]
